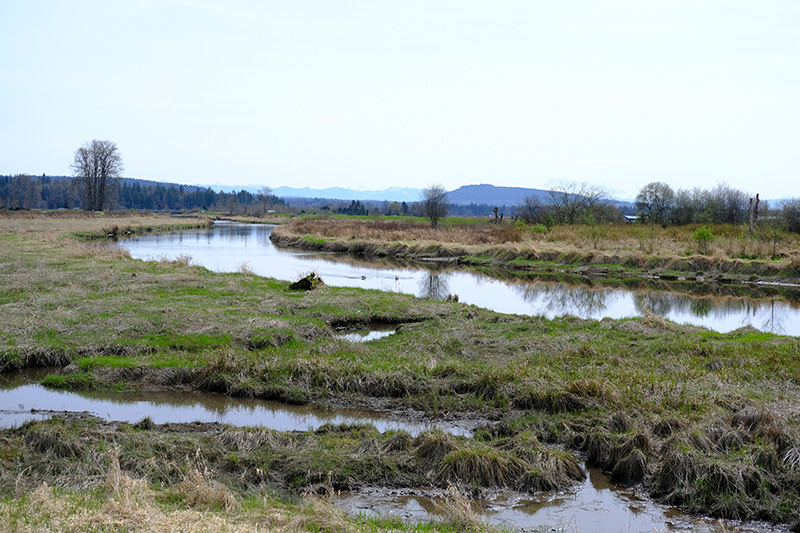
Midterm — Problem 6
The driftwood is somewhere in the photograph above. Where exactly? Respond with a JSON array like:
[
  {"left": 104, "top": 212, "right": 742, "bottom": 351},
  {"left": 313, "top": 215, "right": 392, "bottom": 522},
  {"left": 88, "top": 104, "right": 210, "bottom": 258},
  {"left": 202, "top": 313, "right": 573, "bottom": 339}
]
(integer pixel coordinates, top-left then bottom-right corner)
[{"left": 289, "top": 273, "right": 324, "bottom": 291}]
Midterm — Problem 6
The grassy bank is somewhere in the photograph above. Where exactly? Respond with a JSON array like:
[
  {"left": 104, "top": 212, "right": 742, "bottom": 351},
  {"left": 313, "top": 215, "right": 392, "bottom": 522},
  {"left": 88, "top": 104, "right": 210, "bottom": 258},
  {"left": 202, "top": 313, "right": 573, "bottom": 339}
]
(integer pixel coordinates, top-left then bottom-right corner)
[
  {"left": 2, "top": 213, "right": 800, "bottom": 529},
  {"left": 270, "top": 217, "right": 800, "bottom": 284},
  {"left": 0, "top": 417, "right": 512, "bottom": 533}
]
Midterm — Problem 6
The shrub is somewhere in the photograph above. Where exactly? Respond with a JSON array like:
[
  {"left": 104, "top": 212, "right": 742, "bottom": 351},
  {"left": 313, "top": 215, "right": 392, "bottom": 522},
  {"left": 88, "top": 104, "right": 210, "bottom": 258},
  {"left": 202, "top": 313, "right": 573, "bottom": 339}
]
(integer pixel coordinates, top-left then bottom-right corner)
[{"left": 692, "top": 226, "right": 715, "bottom": 255}]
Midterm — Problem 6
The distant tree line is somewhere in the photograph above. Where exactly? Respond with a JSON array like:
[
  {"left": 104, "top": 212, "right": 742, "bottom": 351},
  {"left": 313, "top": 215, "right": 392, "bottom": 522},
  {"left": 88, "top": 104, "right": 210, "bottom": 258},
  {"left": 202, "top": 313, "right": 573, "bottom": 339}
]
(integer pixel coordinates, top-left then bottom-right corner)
[
  {"left": 288, "top": 196, "right": 510, "bottom": 218},
  {"left": 633, "top": 181, "right": 800, "bottom": 235},
  {"left": 514, "top": 179, "right": 800, "bottom": 235},
  {"left": 0, "top": 174, "right": 285, "bottom": 214},
  {"left": 515, "top": 180, "right": 625, "bottom": 227}
]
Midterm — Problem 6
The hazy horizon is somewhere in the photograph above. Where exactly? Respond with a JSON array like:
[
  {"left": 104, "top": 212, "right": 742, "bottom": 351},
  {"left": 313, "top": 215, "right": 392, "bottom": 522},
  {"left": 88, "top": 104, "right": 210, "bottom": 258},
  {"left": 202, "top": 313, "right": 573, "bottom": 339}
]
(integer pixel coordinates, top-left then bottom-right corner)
[{"left": 2, "top": 1, "right": 798, "bottom": 200}]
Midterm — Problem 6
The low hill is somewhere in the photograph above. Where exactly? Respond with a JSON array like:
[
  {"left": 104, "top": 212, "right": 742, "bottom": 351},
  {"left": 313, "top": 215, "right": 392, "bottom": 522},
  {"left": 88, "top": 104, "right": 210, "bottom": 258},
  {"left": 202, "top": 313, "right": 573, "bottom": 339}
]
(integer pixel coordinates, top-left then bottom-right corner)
[{"left": 446, "top": 184, "right": 550, "bottom": 206}]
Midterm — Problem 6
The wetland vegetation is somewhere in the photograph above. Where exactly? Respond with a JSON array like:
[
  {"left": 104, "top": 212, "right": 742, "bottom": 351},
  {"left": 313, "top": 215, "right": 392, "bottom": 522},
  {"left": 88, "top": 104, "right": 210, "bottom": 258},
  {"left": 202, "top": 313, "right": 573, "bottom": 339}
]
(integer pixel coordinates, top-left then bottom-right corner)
[
  {"left": 270, "top": 216, "right": 800, "bottom": 285},
  {"left": 1, "top": 210, "right": 800, "bottom": 531}
]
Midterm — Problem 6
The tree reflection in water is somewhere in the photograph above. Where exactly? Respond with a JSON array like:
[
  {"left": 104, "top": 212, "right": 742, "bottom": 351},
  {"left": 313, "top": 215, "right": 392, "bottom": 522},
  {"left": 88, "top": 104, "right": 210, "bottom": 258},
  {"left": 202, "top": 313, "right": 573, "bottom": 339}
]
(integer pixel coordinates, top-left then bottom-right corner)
[
  {"left": 512, "top": 281, "right": 610, "bottom": 317},
  {"left": 634, "top": 292, "right": 789, "bottom": 334},
  {"left": 418, "top": 272, "right": 451, "bottom": 301},
  {"left": 508, "top": 280, "right": 793, "bottom": 335}
]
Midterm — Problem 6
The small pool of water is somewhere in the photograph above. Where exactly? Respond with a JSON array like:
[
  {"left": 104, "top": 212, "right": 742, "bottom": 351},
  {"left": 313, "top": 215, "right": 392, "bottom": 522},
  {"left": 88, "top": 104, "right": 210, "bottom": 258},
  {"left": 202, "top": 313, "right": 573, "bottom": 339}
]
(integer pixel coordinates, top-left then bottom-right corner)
[
  {"left": 336, "top": 326, "right": 397, "bottom": 343},
  {"left": 335, "top": 468, "right": 787, "bottom": 533}
]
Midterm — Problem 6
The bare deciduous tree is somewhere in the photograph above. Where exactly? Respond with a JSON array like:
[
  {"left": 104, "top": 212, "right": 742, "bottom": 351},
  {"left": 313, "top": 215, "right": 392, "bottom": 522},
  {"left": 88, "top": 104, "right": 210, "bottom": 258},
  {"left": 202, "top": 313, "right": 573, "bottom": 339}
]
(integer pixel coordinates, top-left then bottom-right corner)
[
  {"left": 546, "top": 180, "right": 610, "bottom": 224},
  {"left": 421, "top": 184, "right": 448, "bottom": 228},
  {"left": 708, "top": 182, "right": 749, "bottom": 225},
  {"left": 71, "top": 139, "right": 124, "bottom": 211},
  {"left": 779, "top": 198, "right": 800, "bottom": 234},
  {"left": 636, "top": 181, "right": 675, "bottom": 224},
  {"left": 258, "top": 186, "right": 273, "bottom": 214},
  {"left": 671, "top": 187, "right": 707, "bottom": 225},
  {"left": 516, "top": 194, "right": 548, "bottom": 225}
]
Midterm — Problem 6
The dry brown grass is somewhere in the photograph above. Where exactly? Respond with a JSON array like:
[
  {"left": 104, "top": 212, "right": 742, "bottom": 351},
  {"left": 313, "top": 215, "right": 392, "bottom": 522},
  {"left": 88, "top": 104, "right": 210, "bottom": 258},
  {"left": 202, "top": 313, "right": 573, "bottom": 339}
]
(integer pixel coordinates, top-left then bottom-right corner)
[
  {"left": 5, "top": 472, "right": 253, "bottom": 533},
  {"left": 0, "top": 211, "right": 210, "bottom": 241},
  {"left": 2, "top": 465, "right": 375, "bottom": 533},
  {"left": 276, "top": 218, "right": 800, "bottom": 269},
  {"left": 431, "top": 485, "right": 493, "bottom": 533}
]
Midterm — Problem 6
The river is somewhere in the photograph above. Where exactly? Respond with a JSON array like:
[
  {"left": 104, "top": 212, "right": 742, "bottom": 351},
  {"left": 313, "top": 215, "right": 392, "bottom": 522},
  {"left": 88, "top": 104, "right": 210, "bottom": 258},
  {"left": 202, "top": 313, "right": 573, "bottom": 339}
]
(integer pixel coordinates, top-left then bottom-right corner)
[{"left": 119, "top": 221, "right": 800, "bottom": 335}]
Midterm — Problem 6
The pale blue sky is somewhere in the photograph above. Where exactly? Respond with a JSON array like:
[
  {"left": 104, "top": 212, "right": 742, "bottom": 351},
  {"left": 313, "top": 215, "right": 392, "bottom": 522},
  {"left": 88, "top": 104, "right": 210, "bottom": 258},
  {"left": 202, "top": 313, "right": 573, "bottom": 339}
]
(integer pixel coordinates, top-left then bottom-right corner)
[{"left": 1, "top": 1, "right": 798, "bottom": 199}]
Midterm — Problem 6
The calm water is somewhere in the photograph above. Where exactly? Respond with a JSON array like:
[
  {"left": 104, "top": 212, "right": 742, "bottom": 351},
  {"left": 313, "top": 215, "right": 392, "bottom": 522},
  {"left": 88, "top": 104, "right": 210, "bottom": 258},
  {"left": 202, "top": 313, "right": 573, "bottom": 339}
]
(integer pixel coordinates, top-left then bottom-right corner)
[
  {"left": 0, "top": 369, "right": 469, "bottom": 435},
  {"left": 120, "top": 222, "right": 800, "bottom": 335}
]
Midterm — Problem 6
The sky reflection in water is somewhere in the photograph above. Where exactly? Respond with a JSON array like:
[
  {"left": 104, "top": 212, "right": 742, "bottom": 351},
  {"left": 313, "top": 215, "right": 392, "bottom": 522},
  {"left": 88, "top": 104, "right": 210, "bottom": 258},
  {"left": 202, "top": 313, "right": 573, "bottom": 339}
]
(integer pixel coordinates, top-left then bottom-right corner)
[{"left": 119, "top": 222, "right": 800, "bottom": 336}]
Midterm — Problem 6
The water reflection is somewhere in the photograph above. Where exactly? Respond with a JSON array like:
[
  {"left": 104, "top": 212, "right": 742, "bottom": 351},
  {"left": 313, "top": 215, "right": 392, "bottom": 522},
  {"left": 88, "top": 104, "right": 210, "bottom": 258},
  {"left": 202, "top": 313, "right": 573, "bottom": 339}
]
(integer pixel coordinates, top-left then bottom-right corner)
[
  {"left": 0, "top": 379, "right": 471, "bottom": 436},
  {"left": 118, "top": 223, "right": 800, "bottom": 336},
  {"left": 336, "top": 327, "right": 397, "bottom": 343},
  {"left": 513, "top": 280, "right": 611, "bottom": 317},
  {"left": 418, "top": 273, "right": 451, "bottom": 301},
  {"left": 335, "top": 467, "right": 786, "bottom": 533}
]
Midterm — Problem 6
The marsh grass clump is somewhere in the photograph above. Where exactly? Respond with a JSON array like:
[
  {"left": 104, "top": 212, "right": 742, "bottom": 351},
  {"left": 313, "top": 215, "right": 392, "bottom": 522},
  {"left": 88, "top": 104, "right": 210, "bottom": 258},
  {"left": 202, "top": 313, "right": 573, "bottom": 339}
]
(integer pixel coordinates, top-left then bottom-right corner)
[
  {"left": 23, "top": 427, "right": 84, "bottom": 459},
  {"left": 436, "top": 444, "right": 528, "bottom": 489},
  {"left": 512, "top": 386, "right": 593, "bottom": 413},
  {"left": 654, "top": 418, "right": 684, "bottom": 438},
  {"left": 414, "top": 429, "right": 459, "bottom": 473},
  {"left": 584, "top": 429, "right": 653, "bottom": 484},
  {"left": 381, "top": 430, "right": 414, "bottom": 453},
  {"left": 175, "top": 468, "right": 239, "bottom": 512},
  {"left": 497, "top": 432, "right": 585, "bottom": 490}
]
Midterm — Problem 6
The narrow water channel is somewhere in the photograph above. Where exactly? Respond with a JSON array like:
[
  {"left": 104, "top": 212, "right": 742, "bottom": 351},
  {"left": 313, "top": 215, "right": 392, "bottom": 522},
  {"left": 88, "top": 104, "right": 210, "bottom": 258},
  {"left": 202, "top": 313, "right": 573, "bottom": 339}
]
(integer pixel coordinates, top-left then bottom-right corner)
[
  {"left": 0, "top": 369, "right": 469, "bottom": 436},
  {"left": 119, "top": 222, "right": 800, "bottom": 335}
]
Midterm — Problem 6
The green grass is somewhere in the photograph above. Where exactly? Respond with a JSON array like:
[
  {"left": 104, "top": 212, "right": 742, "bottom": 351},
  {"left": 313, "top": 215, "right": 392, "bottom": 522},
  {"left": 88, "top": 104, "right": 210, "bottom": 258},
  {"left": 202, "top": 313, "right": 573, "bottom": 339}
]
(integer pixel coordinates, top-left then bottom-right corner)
[
  {"left": 143, "top": 333, "right": 234, "bottom": 351},
  {"left": 41, "top": 372, "right": 95, "bottom": 389},
  {"left": 76, "top": 356, "right": 138, "bottom": 371}
]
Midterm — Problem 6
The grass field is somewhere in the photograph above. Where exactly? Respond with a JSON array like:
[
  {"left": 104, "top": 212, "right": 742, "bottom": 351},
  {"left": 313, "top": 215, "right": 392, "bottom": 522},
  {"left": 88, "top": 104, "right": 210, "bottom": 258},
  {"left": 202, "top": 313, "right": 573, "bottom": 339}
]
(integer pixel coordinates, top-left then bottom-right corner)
[{"left": 1, "top": 211, "right": 800, "bottom": 531}]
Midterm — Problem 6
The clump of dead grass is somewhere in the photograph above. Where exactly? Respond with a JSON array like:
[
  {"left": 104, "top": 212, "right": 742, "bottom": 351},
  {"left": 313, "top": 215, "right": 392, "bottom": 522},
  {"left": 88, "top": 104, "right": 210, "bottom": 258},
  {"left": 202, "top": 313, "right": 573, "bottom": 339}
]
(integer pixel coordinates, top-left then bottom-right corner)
[
  {"left": 431, "top": 484, "right": 497, "bottom": 532},
  {"left": 175, "top": 467, "right": 239, "bottom": 512},
  {"left": 238, "top": 261, "right": 256, "bottom": 276},
  {"left": 436, "top": 445, "right": 528, "bottom": 488}
]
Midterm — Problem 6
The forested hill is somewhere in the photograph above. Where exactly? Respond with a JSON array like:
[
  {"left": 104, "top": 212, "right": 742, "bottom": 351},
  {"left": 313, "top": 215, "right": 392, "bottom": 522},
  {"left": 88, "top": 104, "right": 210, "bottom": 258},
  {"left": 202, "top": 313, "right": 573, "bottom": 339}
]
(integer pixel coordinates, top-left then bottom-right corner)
[{"left": 0, "top": 175, "right": 284, "bottom": 212}]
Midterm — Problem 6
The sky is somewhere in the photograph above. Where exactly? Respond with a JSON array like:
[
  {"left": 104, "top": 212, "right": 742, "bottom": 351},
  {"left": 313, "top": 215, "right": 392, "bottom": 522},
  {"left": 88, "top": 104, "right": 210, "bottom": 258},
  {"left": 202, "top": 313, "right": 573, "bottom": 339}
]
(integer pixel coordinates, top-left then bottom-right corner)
[{"left": 1, "top": 1, "right": 798, "bottom": 200}]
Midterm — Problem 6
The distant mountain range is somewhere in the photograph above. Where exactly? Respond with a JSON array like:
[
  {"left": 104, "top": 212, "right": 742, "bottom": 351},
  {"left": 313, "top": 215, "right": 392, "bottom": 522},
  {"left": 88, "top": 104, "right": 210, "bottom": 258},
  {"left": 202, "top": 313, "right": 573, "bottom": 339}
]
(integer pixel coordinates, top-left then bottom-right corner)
[
  {"left": 201, "top": 183, "right": 558, "bottom": 206},
  {"left": 273, "top": 186, "right": 422, "bottom": 203}
]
